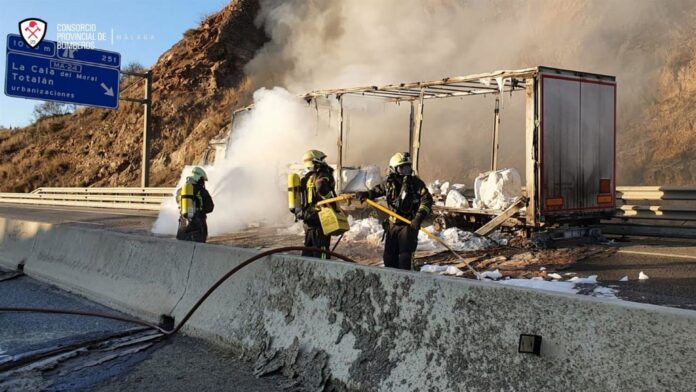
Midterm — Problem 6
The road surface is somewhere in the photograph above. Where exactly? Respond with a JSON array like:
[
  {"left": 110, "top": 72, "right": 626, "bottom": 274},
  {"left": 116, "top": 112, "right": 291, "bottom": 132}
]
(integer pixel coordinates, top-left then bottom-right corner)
[{"left": 0, "top": 274, "right": 294, "bottom": 391}]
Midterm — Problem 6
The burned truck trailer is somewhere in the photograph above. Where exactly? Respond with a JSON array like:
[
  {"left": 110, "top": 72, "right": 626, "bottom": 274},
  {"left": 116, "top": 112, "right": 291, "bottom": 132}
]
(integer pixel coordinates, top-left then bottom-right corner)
[{"left": 209, "top": 66, "right": 617, "bottom": 237}]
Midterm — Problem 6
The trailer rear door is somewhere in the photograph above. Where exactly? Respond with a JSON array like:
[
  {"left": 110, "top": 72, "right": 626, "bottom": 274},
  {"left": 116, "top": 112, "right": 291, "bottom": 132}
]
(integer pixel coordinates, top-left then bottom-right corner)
[{"left": 539, "top": 72, "right": 616, "bottom": 216}]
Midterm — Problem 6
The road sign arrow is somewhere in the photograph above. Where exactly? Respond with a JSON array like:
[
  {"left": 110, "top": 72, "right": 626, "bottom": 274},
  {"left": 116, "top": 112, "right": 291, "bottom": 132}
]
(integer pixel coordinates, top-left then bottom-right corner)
[{"left": 101, "top": 83, "right": 114, "bottom": 96}]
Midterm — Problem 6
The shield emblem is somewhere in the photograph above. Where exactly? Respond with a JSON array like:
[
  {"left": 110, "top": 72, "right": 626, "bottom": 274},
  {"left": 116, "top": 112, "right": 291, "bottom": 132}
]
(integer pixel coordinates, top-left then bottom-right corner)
[{"left": 19, "top": 18, "right": 47, "bottom": 48}]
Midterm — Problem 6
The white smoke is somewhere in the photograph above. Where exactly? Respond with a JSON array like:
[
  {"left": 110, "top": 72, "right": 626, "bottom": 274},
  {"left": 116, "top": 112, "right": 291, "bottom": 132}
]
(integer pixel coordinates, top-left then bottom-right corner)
[
  {"left": 152, "top": 87, "right": 334, "bottom": 235},
  {"left": 246, "top": 0, "right": 695, "bottom": 182},
  {"left": 155, "top": 0, "right": 696, "bottom": 236}
]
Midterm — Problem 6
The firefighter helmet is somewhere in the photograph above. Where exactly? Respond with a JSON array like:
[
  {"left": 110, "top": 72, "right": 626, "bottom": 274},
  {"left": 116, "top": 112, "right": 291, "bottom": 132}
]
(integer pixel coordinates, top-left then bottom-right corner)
[
  {"left": 303, "top": 149, "right": 327, "bottom": 168},
  {"left": 388, "top": 152, "right": 412, "bottom": 170},
  {"left": 189, "top": 166, "right": 208, "bottom": 182}
]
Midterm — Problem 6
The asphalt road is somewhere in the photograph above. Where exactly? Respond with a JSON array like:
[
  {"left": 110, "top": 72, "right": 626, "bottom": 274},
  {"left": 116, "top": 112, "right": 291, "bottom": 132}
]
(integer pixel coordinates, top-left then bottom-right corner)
[
  {"left": 0, "top": 204, "right": 158, "bottom": 235},
  {"left": 0, "top": 275, "right": 293, "bottom": 391},
  {"left": 567, "top": 236, "right": 696, "bottom": 310}
]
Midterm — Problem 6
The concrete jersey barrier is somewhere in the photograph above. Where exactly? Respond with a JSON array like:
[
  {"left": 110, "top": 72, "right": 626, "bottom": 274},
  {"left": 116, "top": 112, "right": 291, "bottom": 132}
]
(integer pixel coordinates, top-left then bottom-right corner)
[
  {"left": 24, "top": 224, "right": 195, "bottom": 323},
  {"left": 0, "top": 217, "right": 52, "bottom": 270},
  {"left": 1, "top": 217, "right": 696, "bottom": 391}
]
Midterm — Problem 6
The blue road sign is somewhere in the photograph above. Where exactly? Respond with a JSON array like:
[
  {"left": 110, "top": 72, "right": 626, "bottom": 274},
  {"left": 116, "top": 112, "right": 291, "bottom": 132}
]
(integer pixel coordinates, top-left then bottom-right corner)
[{"left": 4, "top": 34, "right": 120, "bottom": 109}]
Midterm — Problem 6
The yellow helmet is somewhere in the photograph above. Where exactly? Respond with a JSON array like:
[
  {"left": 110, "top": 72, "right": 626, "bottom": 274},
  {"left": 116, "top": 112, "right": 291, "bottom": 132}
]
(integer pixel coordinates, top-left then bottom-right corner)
[
  {"left": 189, "top": 166, "right": 208, "bottom": 182},
  {"left": 303, "top": 149, "right": 327, "bottom": 168},
  {"left": 388, "top": 152, "right": 412, "bottom": 170}
]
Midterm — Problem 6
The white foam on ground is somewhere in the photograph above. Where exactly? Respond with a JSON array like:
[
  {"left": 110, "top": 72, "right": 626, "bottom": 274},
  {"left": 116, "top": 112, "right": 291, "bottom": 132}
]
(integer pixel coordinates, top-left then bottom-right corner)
[
  {"left": 344, "top": 217, "right": 383, "bottom": 242},
  {"left": 417, "top": 227, "right": 494, "bottom": 252},
  {"left": 500, "top": 275, "right": 618, "bottom": 299},
  {"left": 420, "top": 265, "right": 449, "bottom": 273},
  {"left": 479, "top": 269, "right": 502, "bottom": 280},
  {"left": 569, "top": 275, "right": 598, "bottom": 284}
]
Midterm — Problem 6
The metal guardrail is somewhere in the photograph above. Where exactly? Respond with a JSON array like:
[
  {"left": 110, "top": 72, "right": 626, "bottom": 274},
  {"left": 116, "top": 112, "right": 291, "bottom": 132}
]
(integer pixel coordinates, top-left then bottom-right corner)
[
  {"left": 616, "top": 186, "right": 696, "bottom": 201},
  {"left": 605, "top": 186, "right": 696, "bottom": 239},
  {"left": 0, "top": 187, "right": 175, "bottom": 211},
  {"left": 614, "top": 186, "right": 696, "bottom": 220},
  {"left": 0, "top": 185, "right": 694, "bottom": 226}
]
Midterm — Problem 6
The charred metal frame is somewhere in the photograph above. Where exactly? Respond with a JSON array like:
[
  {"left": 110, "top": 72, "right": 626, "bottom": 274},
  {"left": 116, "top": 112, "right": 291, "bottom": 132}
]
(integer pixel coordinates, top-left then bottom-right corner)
[
  {"left": 223, "top": 66, "right": 616, "bottom": 229},
  {"left": 301, "top": 67, "right": 536, "bottom": 211}
]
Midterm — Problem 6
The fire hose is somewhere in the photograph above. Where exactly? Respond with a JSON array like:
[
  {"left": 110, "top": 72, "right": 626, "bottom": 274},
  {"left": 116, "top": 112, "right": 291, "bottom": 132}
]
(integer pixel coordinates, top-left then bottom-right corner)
[
  {"left": 0, "top": 197, "right": 480, "bottom": 363},
  {"left": 0, "top": 246, "right": 359, "bottom": 338}
]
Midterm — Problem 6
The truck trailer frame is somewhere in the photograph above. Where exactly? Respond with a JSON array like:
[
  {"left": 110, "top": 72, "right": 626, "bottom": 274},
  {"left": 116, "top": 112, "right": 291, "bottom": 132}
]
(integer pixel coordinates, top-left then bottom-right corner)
[{"left": 210, "top": 66, "right": 617, "bottom": 235}]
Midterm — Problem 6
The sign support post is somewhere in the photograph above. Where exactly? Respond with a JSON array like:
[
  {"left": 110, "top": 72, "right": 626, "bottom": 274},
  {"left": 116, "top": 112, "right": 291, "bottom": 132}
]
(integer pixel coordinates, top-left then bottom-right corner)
[{"left": 120, "top": 70, "right": 152, "bottom": 187}]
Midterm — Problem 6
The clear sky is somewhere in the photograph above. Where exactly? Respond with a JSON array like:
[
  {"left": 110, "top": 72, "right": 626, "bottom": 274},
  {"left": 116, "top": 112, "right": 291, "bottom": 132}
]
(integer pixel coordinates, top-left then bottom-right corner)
[{"left": 0, "top": 0, "right": 231, "bottom": 128}]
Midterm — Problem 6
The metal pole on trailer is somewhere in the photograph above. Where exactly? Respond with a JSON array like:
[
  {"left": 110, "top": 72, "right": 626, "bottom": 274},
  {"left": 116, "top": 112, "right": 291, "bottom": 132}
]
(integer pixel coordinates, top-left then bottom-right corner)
[
  {"left": 491, "top": 96, "right": 500, "bottom": 171},
  {"left": 412, "top": 90, "right": 425, "bottom": 173},
  {"left": 337, "top": 95, "right": 344, "bottom": 193}
]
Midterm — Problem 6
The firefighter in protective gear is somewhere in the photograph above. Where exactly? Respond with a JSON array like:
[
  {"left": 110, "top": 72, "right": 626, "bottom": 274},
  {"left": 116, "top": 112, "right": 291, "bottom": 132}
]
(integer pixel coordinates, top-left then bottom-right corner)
[
  {"left": 295, "top": 149, "right": 336, "bottom": 259},
  {"left": 176, "top": 166, "right": 214, "bottom": 243},
  {"left": 356, "top": 152, "right": 433, "bottom": 270}
]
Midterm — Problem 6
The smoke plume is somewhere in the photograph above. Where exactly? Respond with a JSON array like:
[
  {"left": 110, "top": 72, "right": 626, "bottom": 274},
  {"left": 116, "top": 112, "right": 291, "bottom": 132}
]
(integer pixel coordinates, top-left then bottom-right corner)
[
  {"left": 245, "top": 0, "right": 694, "bottom": 180},
  {"left": 156, "top": 0, "right": 696, "bottom": 235},
  {"left": 152, "top": 87, "right": 334, "bottom": 235}
]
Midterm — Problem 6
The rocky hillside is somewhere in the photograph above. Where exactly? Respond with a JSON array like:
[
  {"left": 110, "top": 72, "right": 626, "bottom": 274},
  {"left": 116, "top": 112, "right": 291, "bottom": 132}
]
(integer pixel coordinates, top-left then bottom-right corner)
[
  {"left": 621, "top": 18, "right": 696, "bottom": 185},
  {"left": 0, "top": 0, "right": 266, "bottom": 191}
]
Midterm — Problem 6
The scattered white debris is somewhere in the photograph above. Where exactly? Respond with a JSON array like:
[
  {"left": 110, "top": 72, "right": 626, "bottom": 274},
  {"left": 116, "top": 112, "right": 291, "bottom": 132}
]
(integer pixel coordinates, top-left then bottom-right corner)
[
  {"left": 639, "top": 271, "right": 650, "bottom": 280},
  {"left": 487, "top": 230, "right": 512, "bottom": 246},
  {"left": 619, "top": 276, "right": 629, "bottom": 282},
  {"left": 500, "top": 275, "right": 618, "bottom": 299},
  {"left": 473, "top": 168, "right": 522, "bottom": 210},
  {"left": 569, "top": 275, "right": 598, "bottom": 284},
  {"left": 479, "top": 269, "right": 502, "bottom": 280},
  {"left": 593, "top": 286, "right": 619, "bottom": 298},
  {"left": 420, "top": 264, "right": 466, "bottom": 277},
  {"left": 547, "top": 273, "right": 563, "bottom": 280},
  {"left": 417, "top": 227, "right": 493, "bottom": 252},
  {"left": 539, "top": 267, "right": 547, "bottom": 271},
  {"left": 501, "top": 279, "right": 578, "bottom": 294},
  {"left": 344, "top": 217, "right": 383, "bottom": 242},
  {"left": 444, "top": 266, "right": 465, "bottom": 276},
  {"left": 420, "top": 264, "right": 449, "bottom": 273},
  {"left": 440, "top": 181, "right": 451, "bottom": 195},
  {"left": 428, "top": 179, "right": 444, "bottom": 196},
  {"left": 445, "top": 189, "right": 470, "bottom": 208}
]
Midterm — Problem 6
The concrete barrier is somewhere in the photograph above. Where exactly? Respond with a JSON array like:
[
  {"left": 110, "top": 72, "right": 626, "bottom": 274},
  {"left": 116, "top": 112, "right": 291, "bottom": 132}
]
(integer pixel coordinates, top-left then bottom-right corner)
[
  {"left": 0, "top": 217, "right": 52, "bottom": 270},
  {"left": 24, "top": 224, "right": 195, "bottom": 323},
  {"left": 176, "top": 253, "right": 696, "bottom": 391},
  {"left": 2, "top": 216, "right": 696, "bottom": 391}
]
